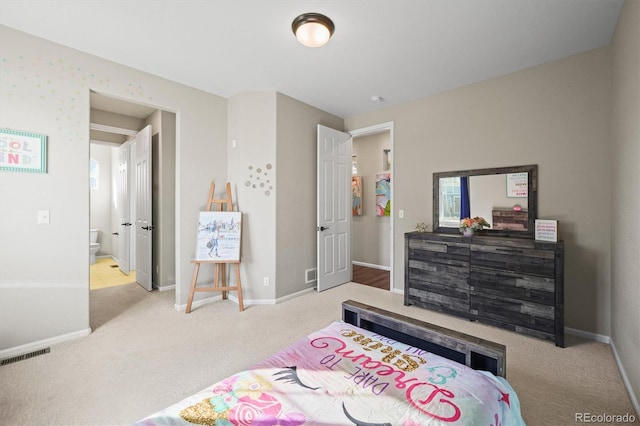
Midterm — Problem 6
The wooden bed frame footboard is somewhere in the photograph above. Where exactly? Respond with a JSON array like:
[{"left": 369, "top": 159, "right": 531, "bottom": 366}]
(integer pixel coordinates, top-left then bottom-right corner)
[{"left": 342, "top": 300, "right": 507, "bottom": 378}]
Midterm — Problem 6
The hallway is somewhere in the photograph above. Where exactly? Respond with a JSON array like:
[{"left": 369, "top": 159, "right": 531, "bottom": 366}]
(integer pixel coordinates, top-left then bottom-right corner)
[{"left": 352, "top": 264, "right": 389, "bottom": 290}]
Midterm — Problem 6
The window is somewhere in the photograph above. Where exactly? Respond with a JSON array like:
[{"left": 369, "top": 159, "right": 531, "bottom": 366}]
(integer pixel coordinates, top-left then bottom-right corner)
[
  {"left": 89, "top": 158, "right": 99, "bottom": 190},
  {"left": 439, "top": 177, "right": 460, "bottom": 227}
]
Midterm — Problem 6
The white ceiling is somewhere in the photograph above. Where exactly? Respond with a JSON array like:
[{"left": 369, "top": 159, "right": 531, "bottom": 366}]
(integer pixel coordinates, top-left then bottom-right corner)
[{"left": 0, "top": 0, "right": 624, "bottom": 118}]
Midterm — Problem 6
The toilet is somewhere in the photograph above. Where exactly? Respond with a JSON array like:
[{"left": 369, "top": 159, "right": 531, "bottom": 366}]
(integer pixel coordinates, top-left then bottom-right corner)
[{"left": 90, "top": 228, "right": 100, "bottom": 265}]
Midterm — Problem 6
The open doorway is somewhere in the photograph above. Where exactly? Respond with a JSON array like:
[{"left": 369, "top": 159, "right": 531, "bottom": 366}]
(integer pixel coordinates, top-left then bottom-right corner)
[
  {"left": 88, "top": 92, "right": 176, "bottom": 299},
  {"left": 349, "top": 122, "right": 394, "bottom": 291},
  {"left": 89, "top": 141, "right": 136, "bottom": 290}
]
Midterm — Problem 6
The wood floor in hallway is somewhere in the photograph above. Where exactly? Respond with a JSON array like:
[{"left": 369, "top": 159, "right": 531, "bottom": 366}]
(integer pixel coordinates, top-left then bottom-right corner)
[{"left": 352, "top": 264, "right": 390, "bottom": 290}]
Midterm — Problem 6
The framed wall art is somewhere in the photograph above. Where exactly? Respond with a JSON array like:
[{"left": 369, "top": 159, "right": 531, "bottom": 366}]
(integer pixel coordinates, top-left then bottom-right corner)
[
  {"left": 535, "top": 219, "right": 559, "bottom": 242},
  {"left": 0, "top": 128, "right": 47, "bottom": 173},
  {"left": 194, "top": 211, "right": 242, "bottom": 261},
  {"left": 352, "top": 176, "right": 363, "bottom": 216},
  {"left": 375, "top": 172, "right": 391, "bottom": 216},
  {"left": 506, "top": 172, "right": 528, "bottom": 197}
]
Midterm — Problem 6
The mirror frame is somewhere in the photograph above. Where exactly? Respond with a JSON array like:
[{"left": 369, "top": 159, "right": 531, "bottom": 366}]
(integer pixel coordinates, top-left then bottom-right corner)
[{"left": 433, "top": 164, "right": 538, "bottom": 238}]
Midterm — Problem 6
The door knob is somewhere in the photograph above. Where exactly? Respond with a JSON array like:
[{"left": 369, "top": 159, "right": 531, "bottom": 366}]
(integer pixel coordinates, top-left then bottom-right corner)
[
  {"left": 317, "top": 226, "right": 330, "bottom": 231},
  {"left": 142, "top": 226, "right": 155, "bottom": 231},
  {"left": 112, "top": 232, "right": 119, "bottom": 236},
  {"left": 121, "top": 222, "right": 132, "bottom": 226}
]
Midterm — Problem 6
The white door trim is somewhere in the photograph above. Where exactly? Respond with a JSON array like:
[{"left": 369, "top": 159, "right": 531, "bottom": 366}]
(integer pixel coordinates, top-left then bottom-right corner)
[{"left": 348, "top": 121, "right": 395, "bottom": 291}]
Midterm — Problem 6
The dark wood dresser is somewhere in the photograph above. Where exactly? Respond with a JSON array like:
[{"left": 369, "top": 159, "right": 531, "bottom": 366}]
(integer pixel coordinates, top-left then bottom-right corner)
[{"left": 405, "top": 232, "right": 564, "bottom": 347}]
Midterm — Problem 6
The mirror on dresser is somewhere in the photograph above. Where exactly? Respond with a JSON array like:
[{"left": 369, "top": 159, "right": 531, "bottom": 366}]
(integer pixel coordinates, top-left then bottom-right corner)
[{"left": 433, "top": 164, "right": 538, "bottom": 238}]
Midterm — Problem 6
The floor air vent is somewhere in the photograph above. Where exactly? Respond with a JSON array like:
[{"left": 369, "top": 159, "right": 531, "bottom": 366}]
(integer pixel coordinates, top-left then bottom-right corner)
[
  {"left": 305, "top": 268, "right": 317, "bottom": 283},
  {"left": 1, "top": 347, "right": 50, "bottom": 366}
]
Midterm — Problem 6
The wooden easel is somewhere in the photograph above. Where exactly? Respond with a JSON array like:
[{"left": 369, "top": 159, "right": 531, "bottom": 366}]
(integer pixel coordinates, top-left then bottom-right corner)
[{"left": 186, "top": 182, "right": 244, "bottom": 313}]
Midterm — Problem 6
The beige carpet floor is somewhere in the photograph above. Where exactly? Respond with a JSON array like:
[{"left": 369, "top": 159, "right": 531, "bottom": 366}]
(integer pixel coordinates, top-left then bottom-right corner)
[{"left": 0, "top": 282, "right": 637, "bottom": 425}]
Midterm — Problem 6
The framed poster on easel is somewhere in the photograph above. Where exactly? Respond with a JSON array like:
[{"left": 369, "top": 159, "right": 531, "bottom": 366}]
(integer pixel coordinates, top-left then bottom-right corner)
[{"left": 194, "top": 211, "right": 242, "bottom": 261}]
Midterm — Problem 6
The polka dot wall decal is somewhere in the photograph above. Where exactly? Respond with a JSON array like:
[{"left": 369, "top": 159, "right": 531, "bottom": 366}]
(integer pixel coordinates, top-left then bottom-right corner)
[
  {"left": 2, "top": 52, "right": 151, "bottom": 144},
  {"left": 245, "top": 163, "right": 275, "bottom": 196}
]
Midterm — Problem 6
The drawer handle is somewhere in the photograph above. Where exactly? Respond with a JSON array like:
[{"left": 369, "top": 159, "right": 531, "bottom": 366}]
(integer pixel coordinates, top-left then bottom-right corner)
[{"left": 495, "top": 248, "right": 523, "bottom": 253}]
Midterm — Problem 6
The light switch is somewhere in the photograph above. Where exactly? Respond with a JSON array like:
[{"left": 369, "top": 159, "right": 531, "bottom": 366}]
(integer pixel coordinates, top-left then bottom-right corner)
[
  {"left": 398, "top": 209, "right": 404, "bottom": 219},
  {"left": 37, "top": 210, "right": 50, "bottom": 224}
]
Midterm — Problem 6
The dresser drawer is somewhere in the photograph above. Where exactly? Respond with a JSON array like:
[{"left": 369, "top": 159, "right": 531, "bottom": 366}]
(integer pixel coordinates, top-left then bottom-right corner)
[
  {"left": 469, "top": 268, "right": 555, "bottom": 306},
  {"left": 470, "top": 243, "right": 555, "bottom": 278},
  {"left": 406, "top": 258, "right": 470, "bottom": 317},
  {"left": 406, "top": 235, "right": 470, "bottom": 317},
  {"left": 407, "top": 285, "right": 470, "bottom": 317},
  {"left": 407, "top": 237, "right": 469, "bottom": 266},
  {"left": 469, "top": 293, "right": 555, "bottom": 338}
]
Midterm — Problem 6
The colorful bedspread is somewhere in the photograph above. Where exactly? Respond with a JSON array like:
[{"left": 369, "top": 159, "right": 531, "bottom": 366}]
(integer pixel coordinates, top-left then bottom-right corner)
[{"left": 136, "top": 321, "right": 524, "bottom": 425}]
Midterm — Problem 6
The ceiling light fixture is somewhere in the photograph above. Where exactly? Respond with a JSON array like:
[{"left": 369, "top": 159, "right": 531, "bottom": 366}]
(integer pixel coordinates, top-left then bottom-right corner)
[{"left": 292, "top": 13, "right": 335, "bottom": 48}]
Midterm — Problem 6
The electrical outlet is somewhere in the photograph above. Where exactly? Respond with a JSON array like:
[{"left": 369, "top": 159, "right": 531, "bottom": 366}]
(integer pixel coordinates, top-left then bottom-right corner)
[{"left": 263, "top": 276, "right": 269, "bottom": 286}]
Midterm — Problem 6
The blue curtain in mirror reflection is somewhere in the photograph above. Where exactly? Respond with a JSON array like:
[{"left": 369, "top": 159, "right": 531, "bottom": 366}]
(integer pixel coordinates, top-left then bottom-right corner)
[{"left": 460, "top": 176, "right": 470, "bottom": 219}]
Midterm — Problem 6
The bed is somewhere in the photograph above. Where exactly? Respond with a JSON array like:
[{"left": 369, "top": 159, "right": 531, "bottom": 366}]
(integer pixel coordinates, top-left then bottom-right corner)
[{"left": 136, "top": 300, "right": 524, "bottom": 425}]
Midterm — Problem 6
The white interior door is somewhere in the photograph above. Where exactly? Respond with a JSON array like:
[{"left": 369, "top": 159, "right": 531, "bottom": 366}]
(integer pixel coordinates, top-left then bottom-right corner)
[
  {"left": 117, "top": 141, "right": 131, "bottom": 275},
  {"left": 317, "top": 125, "right": 352, "bottom": 291},
  {"left": 135, "top": 125, "right": 153, "bottom": 291}
]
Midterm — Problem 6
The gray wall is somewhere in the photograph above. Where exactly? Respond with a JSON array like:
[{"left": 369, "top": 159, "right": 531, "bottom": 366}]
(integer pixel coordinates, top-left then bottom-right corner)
[
  {"left": 226, "top": 92, "right": 277, "bottom": 302},
  {"left": 610, "top": 0, "right": 639, "bottom": 410},
  {"left": 225, "top": 92, "right": 342, "bottom": 303},
  {"left": 275, "top": 93, "right": 343, "bottom": 299}
]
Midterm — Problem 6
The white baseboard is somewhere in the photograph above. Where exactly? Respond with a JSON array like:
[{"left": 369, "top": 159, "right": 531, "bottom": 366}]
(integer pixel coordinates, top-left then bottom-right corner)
[
  {"left": 156, "top": 284, "right": 175, "bottom": 292},
  {"left": 565, "top": 326, "right": 611, "bottom": 344},
  {"left": 174, "top": 294, "right": 223, "bottom": 312},
  {"left": 0, "top": 328, "right": 91, "bottom": 361},
  {"left": 352, "top": 261, "right": 391, "bottom": 271},
  {"left": 173, "top": 286, "right": 317, "bottom": 311},
  {"left": 565, "top": 327, "right": 638, "bottom": 415},
  {"left": 610, "top": 338, "right": 640, "bottom": 416},
  {"left": 275, "top": 286, "right": 316, "bottom": 304}
]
